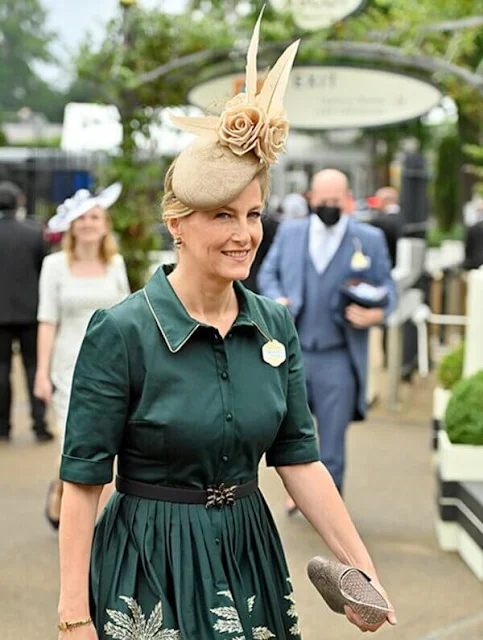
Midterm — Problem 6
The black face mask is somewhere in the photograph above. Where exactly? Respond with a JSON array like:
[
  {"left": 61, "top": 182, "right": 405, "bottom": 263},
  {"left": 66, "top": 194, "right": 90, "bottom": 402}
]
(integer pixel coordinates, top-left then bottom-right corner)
[{"left": 314, "top": 204, "right": 342, "bottom": 227}]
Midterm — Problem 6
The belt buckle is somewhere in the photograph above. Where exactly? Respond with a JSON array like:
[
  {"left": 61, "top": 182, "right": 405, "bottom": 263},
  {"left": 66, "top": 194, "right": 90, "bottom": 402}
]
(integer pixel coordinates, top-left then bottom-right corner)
[{"left": 205, "top": 483, "right": 237, "bottom": 509}]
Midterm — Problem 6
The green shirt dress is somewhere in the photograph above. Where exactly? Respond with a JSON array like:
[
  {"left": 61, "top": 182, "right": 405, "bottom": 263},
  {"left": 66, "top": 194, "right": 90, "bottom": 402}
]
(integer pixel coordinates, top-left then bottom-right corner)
[{"left": 60, "top": 265, "right": 320, "bottom": 639}]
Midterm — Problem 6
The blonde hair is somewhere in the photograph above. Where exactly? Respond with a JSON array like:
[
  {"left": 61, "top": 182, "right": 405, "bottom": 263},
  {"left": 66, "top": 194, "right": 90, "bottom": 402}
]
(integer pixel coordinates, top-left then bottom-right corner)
[
  {"left": 161, "top": 158, "right": 271, "bottom": 222},
  {"left": 62, "top": 209, "right": 119, "bottom": 264}
]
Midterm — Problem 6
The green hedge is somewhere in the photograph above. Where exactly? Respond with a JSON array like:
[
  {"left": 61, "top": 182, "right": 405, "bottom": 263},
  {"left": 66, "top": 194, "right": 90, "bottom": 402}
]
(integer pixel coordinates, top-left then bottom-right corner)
[
  {"left": 437, "top": 342, "right": 465, "bottom": 390},
  {"left": 427, "top": 225, "right": 465, "bottom": 248},
  {"left": 445, "top": 370, "right": 483, "bottom": 445}
]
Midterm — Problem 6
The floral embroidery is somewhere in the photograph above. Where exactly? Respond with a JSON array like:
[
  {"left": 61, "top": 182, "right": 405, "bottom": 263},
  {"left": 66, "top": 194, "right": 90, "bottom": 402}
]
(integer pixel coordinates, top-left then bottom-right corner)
[
  {"left": 285, "top": 579, "right": 302, "bottom": 637},
  {"left": 211, "top": 591, "right": 275, "bottom": 639},
  {"left": 104, "top": 596, "right": 182, "bottom": 640},
  {"left": 252, "top": 628, "right": 276, "bottom": 639},
  {"left": 211, "top": 591, "right": 244, "bottom": 636},
  {"left": 104, "top": 581, "right": 300, "bottom": 640}
]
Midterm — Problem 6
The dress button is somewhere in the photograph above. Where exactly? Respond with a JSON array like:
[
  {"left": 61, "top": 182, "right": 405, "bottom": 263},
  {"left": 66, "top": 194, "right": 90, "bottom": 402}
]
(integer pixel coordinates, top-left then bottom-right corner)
[
  {"left": 221, "top": 372, "right": 229, "bottom": 380},
  {"left": 215, "top": 538, "right": 220, "bottom": 545},
  {"left": 221, "top": 455, "right": 229, "bottom": 462},
  {"left": 226, "top": 413, "right": 233, "bottom": 422}
]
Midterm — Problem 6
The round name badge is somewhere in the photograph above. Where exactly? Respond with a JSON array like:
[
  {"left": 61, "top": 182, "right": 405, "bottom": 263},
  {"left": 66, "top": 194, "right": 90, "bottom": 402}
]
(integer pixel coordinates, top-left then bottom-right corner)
[{"left": 262, "top": 340, "right": 286, "bottom": 367}]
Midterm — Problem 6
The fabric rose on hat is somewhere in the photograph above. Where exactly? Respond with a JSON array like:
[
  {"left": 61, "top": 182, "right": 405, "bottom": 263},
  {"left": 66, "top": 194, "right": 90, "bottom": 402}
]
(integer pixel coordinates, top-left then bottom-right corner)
[
  {"left": 256, "top": 115, "right": 289, "bottom": 164},
  {"left": 218, "top": 103, "right": 266, "bottom": 158}
]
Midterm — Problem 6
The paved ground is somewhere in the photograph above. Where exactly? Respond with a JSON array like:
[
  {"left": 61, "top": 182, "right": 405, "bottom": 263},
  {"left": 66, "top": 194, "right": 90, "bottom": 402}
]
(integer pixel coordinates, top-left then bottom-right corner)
[{"left": 1, "top": 357, "right": 482, "bottom": 639}]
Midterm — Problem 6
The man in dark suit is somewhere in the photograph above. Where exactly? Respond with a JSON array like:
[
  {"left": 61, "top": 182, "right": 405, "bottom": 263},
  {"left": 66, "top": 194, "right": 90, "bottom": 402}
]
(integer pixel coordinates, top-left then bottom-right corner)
[
  {"left": 370, "top": 187, "right": 402, "bottom": 268},
  {"left": 0, "top": 182, "right": 53, "bottom": 441},
  {"left": 463, "top": 216, "right": 483, "bottom": 270}
]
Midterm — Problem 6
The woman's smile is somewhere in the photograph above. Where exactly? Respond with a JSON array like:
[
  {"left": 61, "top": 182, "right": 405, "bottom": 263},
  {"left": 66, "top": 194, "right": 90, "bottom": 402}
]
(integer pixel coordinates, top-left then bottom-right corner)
[{"left": 222, "top": 249, "right": 251, "bottom": 262}]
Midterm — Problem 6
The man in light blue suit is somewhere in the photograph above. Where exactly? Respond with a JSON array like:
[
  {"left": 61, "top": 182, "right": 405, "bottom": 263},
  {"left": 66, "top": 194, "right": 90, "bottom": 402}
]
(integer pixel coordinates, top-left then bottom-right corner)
[{"left": 258, "top": 170, "right": 397, "bottom": 497}]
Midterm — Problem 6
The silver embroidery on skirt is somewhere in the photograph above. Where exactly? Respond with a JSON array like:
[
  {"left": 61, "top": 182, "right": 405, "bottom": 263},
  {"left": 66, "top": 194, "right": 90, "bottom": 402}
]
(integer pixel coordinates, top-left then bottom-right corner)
[{"left": 104, "top": 596, "right": 182, "bottom": 640}]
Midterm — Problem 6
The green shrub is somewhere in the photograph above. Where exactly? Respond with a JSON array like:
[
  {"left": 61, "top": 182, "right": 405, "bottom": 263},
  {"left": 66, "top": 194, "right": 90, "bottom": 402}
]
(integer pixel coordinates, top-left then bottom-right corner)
[
  {"left": 445, "top": 370, "right": 483, "bottom": 445},
  {"left": 427, "top": 225, "right": 465, "bottom": 248},
  {"left": 437, "top": 342, "right": 465, "bottom": 390}
]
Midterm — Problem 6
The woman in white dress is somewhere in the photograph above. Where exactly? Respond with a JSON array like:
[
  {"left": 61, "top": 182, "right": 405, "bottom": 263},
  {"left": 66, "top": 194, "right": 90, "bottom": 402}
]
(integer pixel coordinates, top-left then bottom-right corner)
[{"left": 34, "top": 184, "right": 130, "bottom": 529}]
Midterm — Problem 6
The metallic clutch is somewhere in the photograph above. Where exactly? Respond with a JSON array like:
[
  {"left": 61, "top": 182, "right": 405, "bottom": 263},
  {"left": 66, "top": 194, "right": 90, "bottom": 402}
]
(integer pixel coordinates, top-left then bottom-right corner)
[{"left": 307, "top": 556, "right": 391, "bottom": 626}]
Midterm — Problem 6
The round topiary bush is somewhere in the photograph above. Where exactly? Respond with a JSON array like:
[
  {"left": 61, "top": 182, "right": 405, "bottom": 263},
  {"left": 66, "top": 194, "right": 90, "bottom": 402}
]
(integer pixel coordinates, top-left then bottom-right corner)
[
  {"left": 437, "top": 342, "right": 465, "bottom": 390},
  {"left": 445, "top": 370, "right": 483, "bottom": 445}
]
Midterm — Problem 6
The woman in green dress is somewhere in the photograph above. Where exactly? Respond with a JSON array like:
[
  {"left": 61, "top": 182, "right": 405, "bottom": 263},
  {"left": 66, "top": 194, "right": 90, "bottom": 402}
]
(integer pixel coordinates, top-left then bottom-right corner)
[{"left": 57, "top": 11, "right": 396, "bottom": 639}]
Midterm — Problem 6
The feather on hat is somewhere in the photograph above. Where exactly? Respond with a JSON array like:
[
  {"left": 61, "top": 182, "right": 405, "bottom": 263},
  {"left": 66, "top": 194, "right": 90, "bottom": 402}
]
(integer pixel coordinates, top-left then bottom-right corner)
[{"left": 170, "top": 7, "right": 299, "bottom": 211}]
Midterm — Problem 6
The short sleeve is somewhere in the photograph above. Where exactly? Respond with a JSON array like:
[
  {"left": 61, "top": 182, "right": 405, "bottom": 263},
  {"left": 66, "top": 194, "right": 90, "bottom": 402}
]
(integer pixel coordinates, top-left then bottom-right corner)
[
  {"left": 265, "top": 307, "right": 319, "bottom": 467},
  {"left": 60, "top": 309, "right": 130, "bottom": 485},
  {"left": 37, "top": 254, "right": 61, "bottom": 323}
]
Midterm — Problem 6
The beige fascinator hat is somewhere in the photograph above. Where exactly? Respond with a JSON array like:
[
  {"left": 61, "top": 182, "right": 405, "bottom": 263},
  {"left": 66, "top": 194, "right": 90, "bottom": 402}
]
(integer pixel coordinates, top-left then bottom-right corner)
[
  {"left": 47, "top": 183, "right": 122, "bottom": 232},
  {"left": 169, "top": 7, "right": 299, "bottom": 212}
]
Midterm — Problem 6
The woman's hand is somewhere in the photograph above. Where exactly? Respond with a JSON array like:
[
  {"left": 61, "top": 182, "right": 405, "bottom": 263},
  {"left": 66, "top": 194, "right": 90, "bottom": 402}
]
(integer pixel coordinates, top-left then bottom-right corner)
[
  {"left": 58, "top": 622, "right": 98, "bottom": 639},
  {"left": 34, "top": 372, "right": 53, "bottom": 404},
  {"left": 344, "top": 580, "right": 397, "bottom": 633}
]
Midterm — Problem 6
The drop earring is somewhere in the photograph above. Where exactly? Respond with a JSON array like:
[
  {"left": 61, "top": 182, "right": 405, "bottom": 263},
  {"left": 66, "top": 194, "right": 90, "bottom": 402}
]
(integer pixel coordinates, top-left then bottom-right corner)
[{"left": 173, "top": 237, "right": 182, "bottom": 249}]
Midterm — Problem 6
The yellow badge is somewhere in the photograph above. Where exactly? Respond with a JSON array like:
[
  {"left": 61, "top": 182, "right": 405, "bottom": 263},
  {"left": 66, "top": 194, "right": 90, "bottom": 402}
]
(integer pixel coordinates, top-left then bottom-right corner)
[
  {"left": 351, "top": 238, "right": 371, "bottom": 270},
  {"left": 262, "top": 340, "right": 286, "bottom": 367},
  {"left": 351, "top": 250, "right": 371, "bottom": 270}
]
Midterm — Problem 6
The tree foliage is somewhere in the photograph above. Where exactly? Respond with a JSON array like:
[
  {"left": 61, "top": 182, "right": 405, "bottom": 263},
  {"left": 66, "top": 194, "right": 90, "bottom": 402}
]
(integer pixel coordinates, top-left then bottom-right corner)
[
  {"left": 464, "top": 143, "right": 483, "bottom": 196},
  {"left": 434, "top": 135, "right": 463, "bottom": 231},
  {"left": 0, "top": 0, "right": 64, "bottom": 120}
]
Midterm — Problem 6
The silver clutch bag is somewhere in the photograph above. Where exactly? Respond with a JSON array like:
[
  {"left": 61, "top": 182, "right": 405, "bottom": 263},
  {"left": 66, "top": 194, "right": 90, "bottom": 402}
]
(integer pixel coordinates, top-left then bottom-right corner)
[{"left": 307, "top": 556, "right": 391, "bottom": 626}]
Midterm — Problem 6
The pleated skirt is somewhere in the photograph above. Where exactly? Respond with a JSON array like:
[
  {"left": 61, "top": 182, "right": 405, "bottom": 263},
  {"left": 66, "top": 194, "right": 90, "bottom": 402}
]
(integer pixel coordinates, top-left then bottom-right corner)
[{"left": 90, "top": 490, "right": 303, "bottom": 639}]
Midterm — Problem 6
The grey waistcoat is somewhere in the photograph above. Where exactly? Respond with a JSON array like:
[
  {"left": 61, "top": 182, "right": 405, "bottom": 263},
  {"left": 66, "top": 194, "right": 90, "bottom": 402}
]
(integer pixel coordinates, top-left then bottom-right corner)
[{"left": 296, "top": 254, "right": 346, "bottom": 352}]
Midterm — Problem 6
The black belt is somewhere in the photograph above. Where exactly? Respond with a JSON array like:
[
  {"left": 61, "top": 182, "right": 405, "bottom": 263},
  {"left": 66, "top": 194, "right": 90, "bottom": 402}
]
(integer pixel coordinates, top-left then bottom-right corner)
[{"left": 116, "top": 475, "right": 258, "bottom": 510}]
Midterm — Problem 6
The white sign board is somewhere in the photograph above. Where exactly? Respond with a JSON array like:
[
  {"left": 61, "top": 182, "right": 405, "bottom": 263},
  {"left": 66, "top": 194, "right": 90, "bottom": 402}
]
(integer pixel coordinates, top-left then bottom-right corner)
[
  {"left": 188, "top": 66, "right": 443, "bottom": 130},
  {"left": 270, "top": 0, "right": 366, "bottom": 31},
  {"left": 61, "top": 103, "right": 122, "bottom": 152}
]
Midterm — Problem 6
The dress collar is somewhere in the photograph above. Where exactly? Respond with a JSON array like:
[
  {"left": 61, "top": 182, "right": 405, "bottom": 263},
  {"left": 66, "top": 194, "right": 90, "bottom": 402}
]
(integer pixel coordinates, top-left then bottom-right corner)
[{"left": 143, "top": 265, "right": 272, "bottom": 353}]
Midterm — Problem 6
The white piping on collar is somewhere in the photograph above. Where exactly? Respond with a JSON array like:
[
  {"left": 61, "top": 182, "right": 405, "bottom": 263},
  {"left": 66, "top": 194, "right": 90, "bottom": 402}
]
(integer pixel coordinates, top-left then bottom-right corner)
[
  {"left": 144, "top": 288, "right": 272, "bottom": 351},
  {"left": 251, "top": 321, "right": 272, "bottom": 342},
  {"left": 143, "top": 288, "right": 200, "bottom": 354}
]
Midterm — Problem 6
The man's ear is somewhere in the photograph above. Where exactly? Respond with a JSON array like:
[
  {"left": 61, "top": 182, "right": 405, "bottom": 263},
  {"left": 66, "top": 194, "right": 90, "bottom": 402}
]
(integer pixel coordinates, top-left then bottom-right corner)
[{"left": 346, "top": 190, "right": 355, "bottom": 213}]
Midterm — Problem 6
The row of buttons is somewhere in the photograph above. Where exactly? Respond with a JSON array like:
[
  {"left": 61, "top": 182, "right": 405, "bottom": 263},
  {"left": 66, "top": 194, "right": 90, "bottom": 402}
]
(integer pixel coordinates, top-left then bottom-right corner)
[
  {"left": 221, "top": 407, "right": 232, "bottom": 460},
  {"left": 214, "top": 333, "right": 231, "bottom": 468}
]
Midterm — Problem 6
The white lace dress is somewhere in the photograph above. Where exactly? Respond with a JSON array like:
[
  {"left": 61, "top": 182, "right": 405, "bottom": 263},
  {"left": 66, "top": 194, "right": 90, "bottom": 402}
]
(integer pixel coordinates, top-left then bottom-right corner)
[{"left": 37, "top": 251, "right": 130, "bottom": 436}]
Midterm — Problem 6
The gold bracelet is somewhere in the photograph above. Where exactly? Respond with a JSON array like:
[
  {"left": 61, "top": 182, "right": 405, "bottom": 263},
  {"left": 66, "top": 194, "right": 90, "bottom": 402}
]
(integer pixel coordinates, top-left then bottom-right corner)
[{"left": 58, "top": 617, "right": 93, "bottom": 632}]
